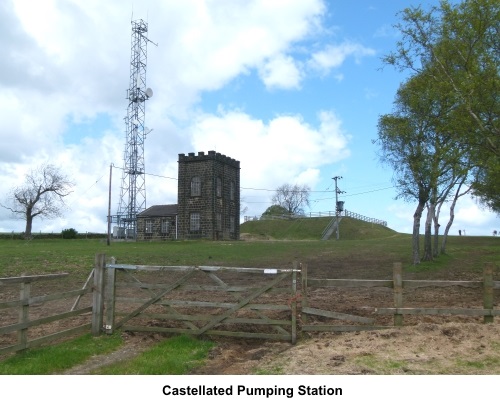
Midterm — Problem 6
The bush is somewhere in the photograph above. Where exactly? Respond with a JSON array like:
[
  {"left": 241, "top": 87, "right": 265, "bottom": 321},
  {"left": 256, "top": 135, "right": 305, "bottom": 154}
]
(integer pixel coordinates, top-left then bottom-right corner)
[{"left": 61, "top": 228, "right": 78, "bottom": 239}]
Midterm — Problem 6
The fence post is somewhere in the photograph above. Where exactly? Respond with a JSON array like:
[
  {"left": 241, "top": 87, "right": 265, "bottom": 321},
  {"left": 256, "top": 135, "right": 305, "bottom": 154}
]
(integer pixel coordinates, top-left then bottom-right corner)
[
  {"left": 301, "top": 263, "right": 308, "bottom": 328},
  {"left": 291, "top": 261, "right": 298, "bottom": 344},
  {"left": 18, "top": 282, "right": 31, "bottom": 351},
  {"left": 393, "top": 262, "right": 403, "bottom": 326},
  {"left": 105, "top": 257, "right": 117, "bottom": 334},
  {"left": 92, "top": 253, "right": 106, "bottom": 336},
  {"left": 483, "top": 263, "right": 494, "bottom": 324}
]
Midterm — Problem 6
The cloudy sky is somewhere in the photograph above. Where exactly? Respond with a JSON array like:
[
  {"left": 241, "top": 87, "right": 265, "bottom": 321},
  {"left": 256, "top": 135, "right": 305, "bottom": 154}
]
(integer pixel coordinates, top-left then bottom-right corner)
[{"left": 1, "top": 0, "right": 498, "bottom": 236}]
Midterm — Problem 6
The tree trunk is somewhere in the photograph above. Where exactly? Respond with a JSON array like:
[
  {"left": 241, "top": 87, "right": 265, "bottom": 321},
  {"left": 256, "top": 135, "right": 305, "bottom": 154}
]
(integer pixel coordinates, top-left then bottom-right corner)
[
  {"left": 412, "top": 201, "right": 425, "bottom": 265},
  {"left": 441, "top": 181, "right": 469, "bottom": 254},
  {"left": 433, "top": 220, "right": 440, "bottom": 258},
  {"left": 432, "top": 201, "right": 442, "bottom": 258},
  {"left": 422, "top": 204, "right": 434, "bottom": 262},
  {"left": 441, "top": 198, "right": 457, "bottom": 254},
  {"left": 24, "top": 213, "right": 33, "bottom": 239}
]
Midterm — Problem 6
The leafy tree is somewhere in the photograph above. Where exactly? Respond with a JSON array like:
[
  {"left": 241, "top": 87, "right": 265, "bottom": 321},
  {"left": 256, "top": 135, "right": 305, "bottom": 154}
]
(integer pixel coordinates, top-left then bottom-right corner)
[
  {"left": 383, "top": 0, "right": 500, "bottom": 212},
  {"left": 377, "top": 113, "right": 431, "bottom": 265},
  {"left": 271, "top": 184, "right": 310, "bottom": 215},
  {"left": 1, "top": 164, "right": 74, "bottom": 239},
  {"left": 61, "top": 228, "right": 78, "bottom": 239},
  {"left": 376, "top": 72, "right": 471, "bottom": 264},
  {"left": 261, "top": 204, "right": 290, "bottom": 218}
]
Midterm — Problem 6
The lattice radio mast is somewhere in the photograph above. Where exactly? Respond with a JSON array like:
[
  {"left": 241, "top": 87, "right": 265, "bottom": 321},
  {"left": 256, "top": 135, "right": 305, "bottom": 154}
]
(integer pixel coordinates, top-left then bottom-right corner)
[{"left": 115, "top": 19, "right": 156, "bottom": 238}]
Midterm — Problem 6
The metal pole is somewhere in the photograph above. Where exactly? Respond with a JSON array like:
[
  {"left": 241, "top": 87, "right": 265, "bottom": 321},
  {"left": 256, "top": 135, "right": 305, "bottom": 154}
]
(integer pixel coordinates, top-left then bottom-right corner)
[
  {"left": 107, "top": 164, "right": 113, "bottom": 246},
  {"left": 333, "top": 176, "right": 342, "bottom": 240}
]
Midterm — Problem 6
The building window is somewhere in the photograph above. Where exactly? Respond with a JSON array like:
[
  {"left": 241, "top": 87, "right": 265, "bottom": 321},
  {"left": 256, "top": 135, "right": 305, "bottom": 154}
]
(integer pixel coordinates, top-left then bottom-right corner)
[
  {"left": 216, "top": 177, "right": 222, "bottom": 198},
  {"left": 145, "top": 220, "right": 153, "bottom": 234},
  {"left": 230, "top": 216, "right": 235, "bottom": 233},
  {"left": 191, "top": 176, "right": 201, "bottom": 196},
  {"left": 161, "top": 219, "right": 169, "bottom": 234},
  {"left": 190, "top": 213, "right": 200, "bottom": 232},
  {"left": 230, "top": 181, "right": 235, "bottom": 201},
  {"left": 217, "top": 212, "right": 222, "bottom": 231}
]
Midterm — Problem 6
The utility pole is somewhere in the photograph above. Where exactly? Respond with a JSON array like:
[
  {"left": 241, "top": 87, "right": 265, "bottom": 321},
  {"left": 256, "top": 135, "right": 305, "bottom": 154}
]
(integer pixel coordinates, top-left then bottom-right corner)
[
  {"left": 333, "top": 176, "right": 345, "bottom": 240},
  {"left": 107, "top": 164, "right": 113, "bottom": 246}
]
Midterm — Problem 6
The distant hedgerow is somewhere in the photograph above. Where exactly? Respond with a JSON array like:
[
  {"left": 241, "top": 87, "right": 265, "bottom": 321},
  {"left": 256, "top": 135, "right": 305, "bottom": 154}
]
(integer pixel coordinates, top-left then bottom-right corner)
[{"left": 61, "top": 228, "right": 78, "bottom": 239}]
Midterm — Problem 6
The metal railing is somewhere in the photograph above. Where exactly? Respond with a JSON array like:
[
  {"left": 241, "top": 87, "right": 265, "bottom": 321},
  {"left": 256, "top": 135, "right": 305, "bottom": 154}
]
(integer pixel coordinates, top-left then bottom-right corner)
[{"left": 244, "top": 210, "right": 387, "bottom": 227}]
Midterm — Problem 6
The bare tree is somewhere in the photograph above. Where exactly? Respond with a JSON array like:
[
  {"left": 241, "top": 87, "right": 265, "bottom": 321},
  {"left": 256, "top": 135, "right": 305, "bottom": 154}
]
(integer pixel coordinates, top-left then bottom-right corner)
[
  {"left": 1, "top": 164, "right": 74, "bottom": 238},
  {"left": 271, "top": 183, "right": 310, "bottom": 215}
]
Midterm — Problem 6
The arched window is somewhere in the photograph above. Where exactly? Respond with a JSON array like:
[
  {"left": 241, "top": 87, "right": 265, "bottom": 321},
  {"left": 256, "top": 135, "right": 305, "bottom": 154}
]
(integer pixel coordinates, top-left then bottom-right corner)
[{"left": 191, "top": 176, "right": 201, "bottom": 196}]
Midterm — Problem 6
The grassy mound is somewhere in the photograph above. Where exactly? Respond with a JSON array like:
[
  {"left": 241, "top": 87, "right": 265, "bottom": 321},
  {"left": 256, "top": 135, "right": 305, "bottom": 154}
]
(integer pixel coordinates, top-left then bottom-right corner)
[{"left": 240, "top": 216, "right": 398, "bottom": 240}]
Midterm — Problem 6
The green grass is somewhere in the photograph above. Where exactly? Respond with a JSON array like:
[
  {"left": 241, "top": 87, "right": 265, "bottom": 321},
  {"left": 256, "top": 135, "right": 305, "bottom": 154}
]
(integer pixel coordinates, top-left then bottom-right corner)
[
  {"left": 254, "top": 365, "right": 285, "bottom": 375},
  {"left": 96, "top": 335, "right": 215, "bottom": 375},
  {"left": 455, "top": 358, "right": 500, "bottom": 370},
  {"left": 0, "top": 333, "right": 214, "bottom": 375},
  {"left": 354, "top": 354, "right": 409, "bottom": 373},
  {"left": 1, "top": 218, "right": 499, "bottom": 375},
  {"left": 0, "top": 219, "right": 498, "bottom": 279},
  {"left": 0, "top": 333, "right": 123, "bottom": 375},
  {"left": 240, "top": 216, "right": 398, "bottom": 240}
]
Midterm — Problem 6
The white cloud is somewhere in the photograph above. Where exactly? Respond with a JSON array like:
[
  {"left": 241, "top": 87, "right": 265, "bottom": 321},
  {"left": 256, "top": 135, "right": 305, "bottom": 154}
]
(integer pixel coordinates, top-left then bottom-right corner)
[
  {"left": 0, "top": 0, "right": 329, "bottom": 232},
  {"left": 3, "top": 0, "right": 327, "bottom": 157},
  {"left": 385, "top": 196, "right": 500, "bottom": 237},
  {"left": 7, "top": 1, "right": 493, "bottom": 237},
  {"left": 308, "top": 42, "right": 376, "bottom": 75},
  {"left": 259, "top": 54, "right": 303, "bottom": 90},
  {"left": 189, "top": 109, "right": 351, "bottom": 216},
  {"left": 150, "top": 0, "right": 325, "bottom": 114}
]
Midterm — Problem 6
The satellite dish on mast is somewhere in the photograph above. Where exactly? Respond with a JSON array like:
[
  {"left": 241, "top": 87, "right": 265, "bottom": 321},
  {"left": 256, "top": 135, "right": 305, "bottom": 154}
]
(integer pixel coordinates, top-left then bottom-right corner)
[{"left": 145, "top": 88, "right": 153, "bottom": 98}]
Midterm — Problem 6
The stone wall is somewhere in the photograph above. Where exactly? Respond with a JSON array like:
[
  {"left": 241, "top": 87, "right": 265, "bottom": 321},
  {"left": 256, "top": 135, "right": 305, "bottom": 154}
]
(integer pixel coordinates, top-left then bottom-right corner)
[{"left": 136, "top": 216, "right": 177, "bottom": 240}]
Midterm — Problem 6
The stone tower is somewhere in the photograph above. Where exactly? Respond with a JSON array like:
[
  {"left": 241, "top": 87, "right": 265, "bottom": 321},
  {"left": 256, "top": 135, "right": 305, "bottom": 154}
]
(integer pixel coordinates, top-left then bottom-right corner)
[{"left": 177, "top": 151, "right": 240, "bottom": 240}]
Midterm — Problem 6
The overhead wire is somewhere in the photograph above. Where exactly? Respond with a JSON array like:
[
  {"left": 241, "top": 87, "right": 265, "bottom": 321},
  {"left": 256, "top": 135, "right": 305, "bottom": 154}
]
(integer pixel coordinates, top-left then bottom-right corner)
[{"left": 76, "top": 165, "right": 395, "bottom": 208}]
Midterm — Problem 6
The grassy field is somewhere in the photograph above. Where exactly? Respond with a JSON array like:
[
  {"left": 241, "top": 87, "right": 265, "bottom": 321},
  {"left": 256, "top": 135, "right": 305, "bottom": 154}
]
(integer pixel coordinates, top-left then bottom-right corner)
[
  {"left": 241, "top": 216, "right": 398, "bottom": 240},
  {"left": 0, "top": 218, "right": 499, "bottom": 375},
  {"left": 0, "top": 217, "right": 498, "bottom": 280}
]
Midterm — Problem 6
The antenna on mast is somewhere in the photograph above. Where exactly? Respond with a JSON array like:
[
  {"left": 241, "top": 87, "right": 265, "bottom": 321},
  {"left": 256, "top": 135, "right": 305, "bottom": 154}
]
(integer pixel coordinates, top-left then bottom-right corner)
[{"left": 113, "top": 19, "right": 156, "bottom": 239}]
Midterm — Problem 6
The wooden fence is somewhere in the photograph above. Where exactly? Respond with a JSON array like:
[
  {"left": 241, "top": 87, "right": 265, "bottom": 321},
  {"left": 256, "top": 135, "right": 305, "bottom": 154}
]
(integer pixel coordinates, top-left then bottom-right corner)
[
  {"left": 1, "top": 256, "right": 498, "bottom": 356},
  {"left": 302, "top": 262, "right": 499, "bottom": 332},
  {"left": 0, "top": 273, "right": 93, "bottom": 356}
]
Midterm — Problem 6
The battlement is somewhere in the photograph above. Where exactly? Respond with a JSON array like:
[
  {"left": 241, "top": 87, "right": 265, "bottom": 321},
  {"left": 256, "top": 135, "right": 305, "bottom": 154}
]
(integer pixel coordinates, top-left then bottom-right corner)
[{"left": 178, "top": 150, "right": 240, "bottom": 169}]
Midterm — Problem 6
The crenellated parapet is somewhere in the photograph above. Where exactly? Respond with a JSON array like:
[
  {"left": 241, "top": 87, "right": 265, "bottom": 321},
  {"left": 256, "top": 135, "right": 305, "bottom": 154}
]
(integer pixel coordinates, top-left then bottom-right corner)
[{"left": 178, "top": 150, "right": 240, "bottom": 169}]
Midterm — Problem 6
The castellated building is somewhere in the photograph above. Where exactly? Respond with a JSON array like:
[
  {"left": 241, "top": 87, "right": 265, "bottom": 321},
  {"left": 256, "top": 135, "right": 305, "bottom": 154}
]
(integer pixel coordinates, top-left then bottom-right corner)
[
  {"left": 136, "top": 151, "right": 240, "bottom": 241},
  {"left": 177, "top": 151, "right": 241, "bottom": 240}
]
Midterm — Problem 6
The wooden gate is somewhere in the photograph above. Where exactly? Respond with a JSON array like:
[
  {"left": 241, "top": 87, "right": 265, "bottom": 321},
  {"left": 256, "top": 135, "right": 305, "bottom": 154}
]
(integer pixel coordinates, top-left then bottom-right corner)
[{"left": 93, "top": 254, "right": 299, "bottom": 343}]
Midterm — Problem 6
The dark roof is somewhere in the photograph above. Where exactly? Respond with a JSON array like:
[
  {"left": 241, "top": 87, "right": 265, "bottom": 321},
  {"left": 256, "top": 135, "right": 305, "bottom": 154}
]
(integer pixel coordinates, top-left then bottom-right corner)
[{"left": 137, "top": 204, "right": 178, "bottom": 217}]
